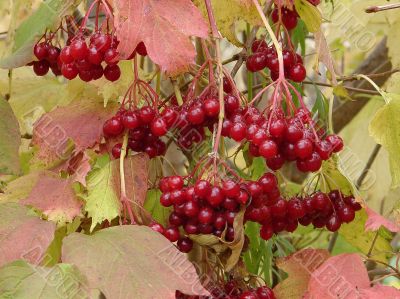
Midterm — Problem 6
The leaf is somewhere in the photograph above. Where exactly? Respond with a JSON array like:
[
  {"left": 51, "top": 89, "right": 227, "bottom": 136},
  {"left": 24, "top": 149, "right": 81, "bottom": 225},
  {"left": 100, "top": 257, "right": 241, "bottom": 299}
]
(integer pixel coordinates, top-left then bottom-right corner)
[
  {"left": 84, "top": 153, "right": 149, "bottom": 231},
  {"left": 0, "top": 202, "right": 56, "bottom": 267},
  {"left": 0, "top": 96, "right": 21, "bottom": 175},
  {"left": 273, "top": 248, "right": 330, "bottom": 299},
  {"left": 31, "top": 99, "right": 117, "bottom": 169},
  {"left": 365, "top": 206, "right": 400, "bottom": 233},
  {"left": 0, "top": 260, "right": 89, "bottom": 299},
  {"left": 320, "top": 158, "right": 356, "bottom": 196},
  {"left": 0, "top": 171, "right": 42, "bottom": 203},
  {"left": 314, "top": 29, "right": 339, "bottom": 85},
  {"left": 369, "top": 95, "right": 400, "bottom": 188},
  {"left": 21, "top": 172, "right": 82, "bottom": 223},
  {"left": 305, "top": 253, "right": 400, "bottom": 299},
  {"left": 333, "top": 84, "right": 352, "bottom": 100},
  {"left": 339, "top": 209, "right": 392, "bottom": 263},
  {"left": 294, "top": 0, "right": 322, "bottom": 33},
  {"left": 144, "top": 189, "right": 171, "bottom": 227},
  {"left": 65, "top": 151, "right": 92, "bottom": 187},
  {"left": 0, "top": 0, "right": 80, "bottom": 69},
  {"left": 305, "top": 253, "right": 369, "bottom": 299},
  {"left": 61, "top": 225, "right": 210, "bottom": 298},
  {"left": 193, "top": 0, "right": 262, "bottom": 47},
  {"left": 114, "top": 0, "right": 208, "bottom": 76}
]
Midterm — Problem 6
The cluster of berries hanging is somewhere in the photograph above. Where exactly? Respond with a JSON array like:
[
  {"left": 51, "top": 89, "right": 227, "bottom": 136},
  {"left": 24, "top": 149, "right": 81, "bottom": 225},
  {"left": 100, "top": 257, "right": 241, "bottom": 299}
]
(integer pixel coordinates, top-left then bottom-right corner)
[{"left": 31, "top": 38, "right": 62, "bottom": 76}]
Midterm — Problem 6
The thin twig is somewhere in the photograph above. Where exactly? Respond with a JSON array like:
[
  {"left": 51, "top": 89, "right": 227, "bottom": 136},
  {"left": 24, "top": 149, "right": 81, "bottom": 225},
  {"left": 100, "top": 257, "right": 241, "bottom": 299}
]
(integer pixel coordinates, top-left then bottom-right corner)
[
  {"left": 327, "top": 232, "right": 338, "bottom": 253},
  {"left": 356, "top": 144, "right": 382, "bottom": 188},
  {"left": 366, "top": 3, "right": 400, "bottom": 13}
]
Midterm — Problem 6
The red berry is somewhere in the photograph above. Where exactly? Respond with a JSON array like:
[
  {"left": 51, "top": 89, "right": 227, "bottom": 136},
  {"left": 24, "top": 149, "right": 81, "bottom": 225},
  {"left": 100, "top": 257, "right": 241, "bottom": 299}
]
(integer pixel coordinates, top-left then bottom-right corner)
[
  {"left": 223, "top": 77, "right": 233, "bottom": 93},
  {"left": 34, "top": 42, "right": 49, "bottom": 60},
  {"left": 47, "top": 46, "right": 60, "bottom": 63},
  {"left": 104, "top": 64, "right": 121, "bottom": 81},
  {"left": 295, "top": 138, "right": 314, "bottom": 159},
  {"left": 112, "top": 143, "right": 122, "bottom": 158},
  {"left": 169, "top": 211, "right": 184, "bottom": 226},
  {"left": 269, "top": 119, "right": 286, "bottom": 138},
  {"left": 251, "top": 39, "right": 268, "bottom": 53},
  {"left": 266, "top": 153, "right": 285, "bottom": 170},
  {"left": 91, "top": 33, "right": 112, "bottom": 53},
  {"left": 230, "top": 122, "right": 247, "bottom": 142},
  {"left": 177, "top": 237, "right": 193, "bottom": 253},
  {"left": 326, "top": 214, "right": 342, "bottom": 232},
  {"left": 203, "top": 98, "right": 220, "bottom": 117},
  {"left": 338, "top": 205, "right": 355, "bottom": 223},
  {"left": 239, "top": 291, "right": 258, "bottom": 299},
  {"left": 222, "top": 179, "right": 240, "bottom": 198},
  {"left": 194, "top": 180, "right": 211, "bottom": 198},
  {"left": 70, "top": 38, "right": 88, "bottom": 60},
  {"left": 223, "top": 197, "right": 239, "bottom": 211},
  {"left": 136, "top": 42, "right": 147, "bottom": 56},
  {"left": 258, "top": 173, "right": 277, "bottom": 193},
  {"left": 287, "top": 198, "right": 306, "bottom": 219},
  {"left": 271, "top": 198, "right": 287, "bottom": 218},
  {"left": 164, "top": 226, "right": 180, "bottom": 242},
  {"left": 91, "top": 65, "right": 103, "bottom": 80},
  {"left": 104, "top": 48, "right": 119, "bottom": 65},
  {"left": 87, "top": 46, "right": 103, "bottom": 65},
  {"left": 315, "top": 140, "right": 333, "bottom": 160},
  {"left": 246, "top": 52, "right": 268, "bottom": 72},
  {"left": 198, "top": 207, "right": 215, "bottom": 224},
  {"left": 311, "top": 192, "right": 330, "bottom": 211},
  {"left": 168, "top": 176, "right": 184, "bottom": 190},
  {"left": 103, "top": 117, "right": 124, "bottom": 136},
  {"left": 188, "top": 106, "right": 205, "bottom": 125},
  {"left": 33, "top": 60, "right": 50, "bottom": 76},
  {"left": 285, "top": 123, "right": 304, "bottom": 143},
  {"left": 260, "top": 224, "right": 273, "bottom": 240},
  {"left": 139, "top": 106, "right": 156, "bottom": 124},
  {"left": 289, "top": 63, "right": 306, "bottom": 82},
  {"left": 224, "top": 94, "right": 240, "bottom": 114},
  {"left": 207, "top": 186, "right": 224, "bottom": 206},
  {"left": 214, "top": 213, "right": 227, "bottom": 230},
  {"left": 326, "top": 134, "right": 344, "bottom": 153},
  {"left": 259, "top": 139, "right": 278, "bottom": 159},
  {"left": 61, "top": 63, "right": 79, "bottom": 79},
  {"left": 184, "top": 201, "right": 200, "bottom": 217},
  {"left": 283, "top": 49, "right": 295, "bottom": 68},
  {"left": 122, "top": 111, "right": 141, "bottom": 129},
  {"left": 257, "top": 286, "right": 276, "bottom": 299},
  {"left": 160, "top": 192, "right": 173, "bottom": 207},
  {"left": 184, "top": 221, "right": 199, "bottom": 234},
  {"left": 150, "top": 117, "right": 168, "bottom": 136},
  {"left": 303, "top": 151, "right": 322, "bottom": 172},
  {"left": 149, "top": 222, "right": 165, "bottom": 234}
]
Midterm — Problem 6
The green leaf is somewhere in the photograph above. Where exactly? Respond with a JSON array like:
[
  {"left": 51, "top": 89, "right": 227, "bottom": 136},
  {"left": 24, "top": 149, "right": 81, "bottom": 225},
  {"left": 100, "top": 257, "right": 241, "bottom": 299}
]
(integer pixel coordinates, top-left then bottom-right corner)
[
  {"left": 0, "top": 260, "right": 88, "bottom": 299},
  {"left": 0, "top": 96, "right": 21, "bottom": 175},
  {"left": 339, "top": 209, "right": 392, "bottom": 263},
  {"left": 62, "top": 226, "right": 209, "bottom": 298},
  {"left": 84, "top": 154, "right": 149, "bottom": 231},
  {"left": 144, "top": 189, "right": 170, "bottom": 227},
  {"left": 0, "top": 0, "right": 81, "bottom": 69},
  {"left": 369, "top": 94, "right": 400, "bottom": 188},
  {"left": 320, "top": 158, "right": 356, "bottom": 196},
  {"left": 294, "top": 0, "right": 322, "bottom": 33}
]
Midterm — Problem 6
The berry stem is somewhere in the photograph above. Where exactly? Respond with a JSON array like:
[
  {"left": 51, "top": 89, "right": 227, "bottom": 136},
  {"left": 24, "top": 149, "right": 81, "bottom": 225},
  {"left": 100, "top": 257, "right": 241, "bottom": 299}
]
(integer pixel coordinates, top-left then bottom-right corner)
[
  {"left": 80, "top": 0, "right": 101, "bottom": 33},
  {"left": 356, "top": 74, "right": 389, "bottom": 104},
  {"left": 204, "top": 0, "right": 221, "bottom": 39},
  {"left": 119, "top": 131, "right": 135, "bottom": 224}
]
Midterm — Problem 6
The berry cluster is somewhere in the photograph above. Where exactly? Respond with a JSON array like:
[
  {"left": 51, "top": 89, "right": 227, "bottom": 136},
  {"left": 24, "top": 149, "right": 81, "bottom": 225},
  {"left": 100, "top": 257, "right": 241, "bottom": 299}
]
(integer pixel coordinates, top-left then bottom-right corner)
[
  {"left": 259, "top": 190, "right": 362, "bottom": 241},
  {"left": 246, "top": 40, "right": 306, "bottom": 83},
  {"left": 176, "top": 285, "right": 276, "bottom": 299},
  {"left": 57, "top": 31, "right": 121, "bottom": 82},
  {"left": 31, "top": 42, "right": 62, "bottom": 76},
  {"left": 103, "top": 106, "right": 170, "bottom": 159},
  {"left": 247, "top": 108, "right": 344, "bottom": 172},
  {"left": 158, "top": 175, "right": 252, "bottom": 249}
]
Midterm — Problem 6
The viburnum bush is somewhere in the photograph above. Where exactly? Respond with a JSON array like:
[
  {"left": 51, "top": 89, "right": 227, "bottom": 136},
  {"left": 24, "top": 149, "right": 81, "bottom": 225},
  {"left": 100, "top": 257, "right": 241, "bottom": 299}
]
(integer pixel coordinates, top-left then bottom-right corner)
[{"left": 1, "top": 0, "right": 400, "bottom": 298}]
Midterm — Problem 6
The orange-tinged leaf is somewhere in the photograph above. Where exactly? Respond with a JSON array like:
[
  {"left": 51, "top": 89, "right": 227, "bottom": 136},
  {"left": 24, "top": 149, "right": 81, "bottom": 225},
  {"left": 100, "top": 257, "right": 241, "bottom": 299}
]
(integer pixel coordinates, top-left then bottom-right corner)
[
  {"left": 314, "top": 30, "right": 339, "bottom": 85},
  {"left": 273, "top": 248, "right": 330, "bottom": 299},
  {"left": 114, "top": 0, "right": 208, "bottom": 76},
  {"left": 0, "top": 202, "right": 56, "bottom": 267},
  {"left": 31, "top": 100, "right": 117, "bottom": 168},
  {"left": 365, "top": 206, "right": 400, "bottom": 233},
  {"left": 62, "top": 225, "right": 210, "bottom": 298},
  {"left": 21, "top": 171, "right": 82, "bottom": 223}
]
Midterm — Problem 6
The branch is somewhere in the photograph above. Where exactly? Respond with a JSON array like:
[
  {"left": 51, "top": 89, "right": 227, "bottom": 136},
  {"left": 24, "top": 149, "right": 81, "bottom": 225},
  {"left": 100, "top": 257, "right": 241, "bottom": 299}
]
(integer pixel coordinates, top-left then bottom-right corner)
[{"left": 366, "top": 3, "right": 400, "bottom": 13}]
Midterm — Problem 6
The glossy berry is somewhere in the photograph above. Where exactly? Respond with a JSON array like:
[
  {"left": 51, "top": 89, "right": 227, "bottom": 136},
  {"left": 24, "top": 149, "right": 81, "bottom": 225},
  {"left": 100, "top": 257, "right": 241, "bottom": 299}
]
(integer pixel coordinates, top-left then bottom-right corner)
[
  {"left": 259, "top": 139, "right": 278, "bottom": 159},
  {"left": 188, "top": 106, "right": 205, "bottom": 125},
  {"left": 103, "top": 117, "right": 124, "bottom": 136},
  {"left": 326, "top": 214, "right": 341, "bottom": 232},
  {"left": 251, "top": 39, "right": 268, "bottom": 53},
  {"left": 112, "top": 143, "right": 122, "bottom": 158},
  {"left": 338, "top": 205, "right": 355, "bottom": 223},
  {"left": 34, "top": 42, "right": 48, "bottom": 60},
  {"left": 198, "top": 207, "right": 215, "bottom": 224},
  {"left": 223, "top": 77, "right": 233, "bottom": 93},
  {"left": 207, "top": 186, "right": 224, "bottom": 206},
  {"left": 136, "top": 42, "right": 147, "bottom": 56},
  {"left": 203, "top": 98, "right": 220, "bottom": 117},
  {"left": 87, "top": 46, "right": 103, "bottom": 65},
  {"left": 230, "top": 122, "right": 247, "bottom": 141},
  {"left": 222, "top": 180, "right": 240, "bottom": 198},
  {"left": 260, "top": 224, "right": 273, "bottom": 240},
  {"left": 150, "top": 118, "right": 168, "bottom": 136},
  {"left": 326, "top": 134, "right": 344, "bottom": 152},
  {"left": 194, "top": 180, "right": 211, "bottom": 198},
  {"left": 257, "top": 286, "right": 276, "bottom": 299},
  {"left": 122, "top": 111, "right": 141, "bottom": 129},
  {"left": 246, "top": 52, "right": 268, "bottom": 72},
  {"left": 104, "top": 64, "right": 121, "bottom": 81},
  {"left": 104, "top": 48, "right": 119, "bottom": 65},
  {"left": 33, "top": 60, "right": 50, "bottom": 76},
  {"left": 139, "top": 106, "right": 156, "bottom": 124},
  {"left": 164, "top": 226, "right": 180, "bottom": 242},
  {"left": 295, "top": 138, "right": 314, "bottom": 159},
  {"left": 149, "top": 222, "right": 165, "bottom": 234},
  {"left": 224, "top": 94, "right": 240, "bottom": 114},
  {"left": 177, "top": 237, "right": 193, "bottom": 253},
  {"left": 61, "top": 63, "right": 78, "bottom": 80},
  {"left": 289, "top": 63, "right": 307, "bottom": 82},
  {"left": 239, "top": 291, "right": 258, "bottom": 299},
  {"left": 70, "top": 38, "right": 89, "bottom": 60}
]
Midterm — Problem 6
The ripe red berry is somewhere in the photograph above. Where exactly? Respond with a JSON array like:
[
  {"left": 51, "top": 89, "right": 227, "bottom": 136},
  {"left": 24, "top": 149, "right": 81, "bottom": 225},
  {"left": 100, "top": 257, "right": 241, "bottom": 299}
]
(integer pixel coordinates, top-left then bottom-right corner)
[
  {"left": 315, "top": 140, "right": 333, "bottom": 160},
  {"left": 150, "top": 117, "right": 168, "bottom": 136},
  {"left": 60, "top": 46, "right": 74, "bottom": 64},
  {"left": 326, "top": 134, "right": 344, "bottom": 153},
  {"left": 260, "top": 224, "right": 273, "bottom": 240},
  {"left": 303, "top": 151, "right": 322, "bottom": 172},
  {"left": 91, "top": 33, "right": 112, "bottom": 53},
  {"left": 259, "top": 139, "right": 278, "bottom": 159},
  {"left": 194, "top": 180, "right": 211, "bottom": 198},
  {"left": 257, "top": 286, "right": 276, "bottom": 299},
  {"left": 287, "top": 198, "right": 306, "bottom": 219},
  {"left": 311, "top": 192, "right": 330, "bottom": 211},
  {"left": 198, "top": 206, "right": 215, "bottom": 224},
  {"left": 230, "top": 122, "right": 247, "bottom": 142},
  {"left": 222, "top": 180, "right": 240, "bottom": 198},
  {"left": 326, "top": 214, "right": 342, "bottom": 232},
  {"left": 103, "top": 117, "right": 124, "bottom": 136},
  {"left": 285, "top": 123, "right": 304, "bottom": 143},
  {"left": 269, "top": 119, "right": 286, "bottom": 137},
  {"left": 184, "top": 201, "right": 200, "bottom": 217},
  {"left": 87, "top": 46, "right": 103, "bottom": 65},
  {"left": 207, "top": 186, "right": 224, "bottom": 206},
  {"left": 112, "top": 143, "right": 122, "bottom": 158},
  {"left": 188, "top": 106, "right": 205, "bottom": 125},
  {"left": 251, "top": 39, "right": 268, "bottom": 53},
  {"left": 139, "top": 106, "right": 156, "bottom": 124},
  {"left": 168, "top": 176, "right": 184, "bottom": 190},
  {"left": 122, "top": 111, "right": 141, "bottom": 129},
  {"left": 223, "top": 77, "right": 233, "bottom": 93},
  {"left": 164, "top": 226, "right": 180, "bottom": 242},
  {"left": 34, "top": 42, "right": 49, "bottom": 60},
  {"left": 203, "top": 98, "right": 220, "bottom": 117},
  {"left": 160, "top": 192, "right": 173, "bottom": 207},
  {"left": 338, "top": 205, "right": 355, "bottom": 223},
  {"left": 61, "top": 63, "right": 79, "bottom": 80},
  {"left": 246, "top": 52, "right": 268, "bottom": 72},
  {"left": 224, "top": 94, "right": 240, "bottom": 114},
  {"left": 92, "top": 65, "right": 104, "bottom": 80},
  {"left": 136, "top": 42, "right": 147, "bottom": 56},
  {"left": 33, "top": 60, "right": 50, "bottom": 76},
  {"left": 104, "top": 48, "right": 119, "bottom": 65},
  {"left": 149, "top": 222, "right": 165, "bottom": 234},
  {"left": 104, "top": 64, "right": 121, "bottom": 81},
  {"left": 258, "top": 173, "right": 277, "bottom": 193},
  {"left": 289, "top": 63, "right": 307, "bottom": 82},
  {"left": 239, "top": 291, "right": 258, "bottom": 299},
  {"left": 177, "top": 237, "right": 193, "bottom": 253},
  {"left": 70, "top": 38, "right": 89, "bottom": 60},
  {"left": 295, "top": 138, "right": 314, "bottom": 159},
  {"left": 47, "top": 46, "right": 60, "bottom": 63}
]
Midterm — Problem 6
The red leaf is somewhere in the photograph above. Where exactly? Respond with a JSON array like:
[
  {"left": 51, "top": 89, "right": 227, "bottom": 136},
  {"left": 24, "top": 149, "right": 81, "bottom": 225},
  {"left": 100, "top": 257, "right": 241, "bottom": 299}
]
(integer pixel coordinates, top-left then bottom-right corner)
[
  {"left": 114, "top": 0, "right": 208, "bottom": 75},
  {"left": 365, "top": 206, "right": 400, "bottom": 233},
  {"left": 305, "top": 254, "right": 372, "bottom": 299},
  {"left": 66, "top": 151, "right": 92, "bottom": 187},
  {"left": 32, "top": 100, "right": 117, "bottom": 167},
  {"left": 21, "top": 171, "right": 82, "bottom": 223},
  {"left": 358, "top": 284, "right": 400, "bottom": 298},
  {"left": 273, "top": 248, "right": 330, "bottom": 299},
  {"left": 0, "top": 203, "right": 56, "bottom": 267}
]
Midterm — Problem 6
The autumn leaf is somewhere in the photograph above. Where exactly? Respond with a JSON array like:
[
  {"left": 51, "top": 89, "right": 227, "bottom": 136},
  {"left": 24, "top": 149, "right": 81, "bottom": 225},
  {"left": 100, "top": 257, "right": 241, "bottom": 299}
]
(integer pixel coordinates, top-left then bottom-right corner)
[
  {"left": 314, "top": 30, "right": 339, "bottom": 85},
  {"left": 114, "top": 0, "right": 208, "bottom": 76},
  {"left": 0, "top": 96, "right": 21, "bottom": 175},
  {"left": 62, "top": 225, "right": 210, "bottom": 298},
  {"left": 294, "top": 0, "right": 322, "bottom": 33},
  {"left": 84, "top": 154, "right": 149, "bottom": 231},
  {"left": 365, "top": 206, "right": 400, "bottom": 233},
  {"left": 0, "top": 260, "right": 89, "bottom": 298},
  {"left": 0, "top": 202, "right": 56, "bottom": 267},
  {"left": 305, "top": 253, "right": 400, "bottom": 299},
  {"left": 21, "top": 171, "right": 82, "bottom": 223},
  {"left": 369, "top": 94, "right": 400, "bottom": 188},
  {"left": 31, "top": 99, "right": 117, "bottom": 169},
  {"left": 273, "top": 248, "right": 330, "bottom": 299},
  {"left": 194, "top": 0, "right": 262, "bottom": 47},
  {"left": 65, "top": 151, "right": 92, "bottom": 187}
]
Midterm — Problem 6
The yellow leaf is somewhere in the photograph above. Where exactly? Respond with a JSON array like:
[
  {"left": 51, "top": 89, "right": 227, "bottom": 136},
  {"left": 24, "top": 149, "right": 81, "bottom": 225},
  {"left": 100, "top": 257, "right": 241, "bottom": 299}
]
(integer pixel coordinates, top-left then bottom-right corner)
[
  {"left": 193, "top": 0, "right": 263, "bottom": 46},
  {"left": 333, "top": 84, "right": 352, "bottom": 100},
  {"left": 294, "top": 0, "right": 322, "bottom": 33},
  {"left": 369, "top": 94, "right": 400, "bottom": 188}
]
